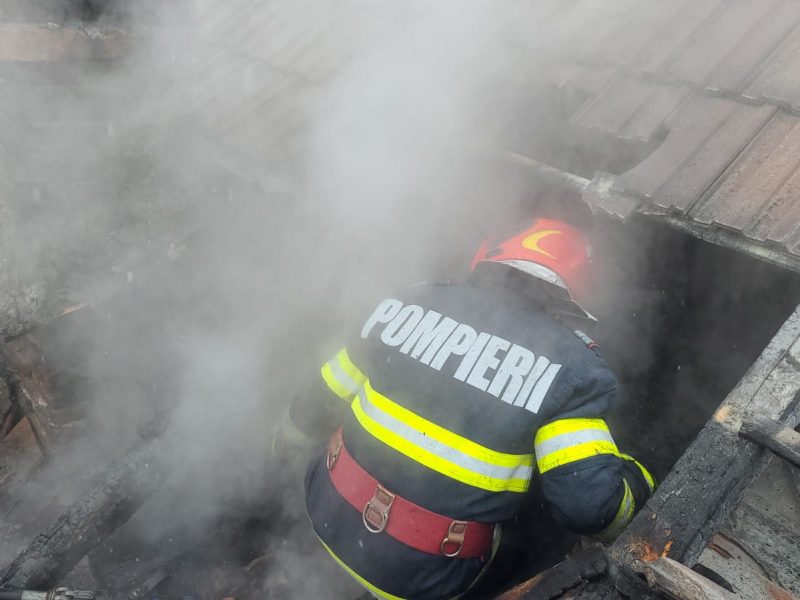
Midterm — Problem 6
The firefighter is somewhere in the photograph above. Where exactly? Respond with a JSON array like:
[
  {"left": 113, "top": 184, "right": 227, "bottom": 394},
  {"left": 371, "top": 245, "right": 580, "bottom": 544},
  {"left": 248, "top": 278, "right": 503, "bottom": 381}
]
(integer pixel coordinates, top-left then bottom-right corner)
[{"left": 282, "top": 217, "right": 655, "bottom": 599}]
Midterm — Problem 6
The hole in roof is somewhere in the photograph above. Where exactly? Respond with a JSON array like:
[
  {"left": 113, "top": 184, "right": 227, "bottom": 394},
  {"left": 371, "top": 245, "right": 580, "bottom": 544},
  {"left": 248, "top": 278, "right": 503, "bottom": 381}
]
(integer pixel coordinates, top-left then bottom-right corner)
[{"left": 591, "top": 216, "right": 800, "bottom": 478}]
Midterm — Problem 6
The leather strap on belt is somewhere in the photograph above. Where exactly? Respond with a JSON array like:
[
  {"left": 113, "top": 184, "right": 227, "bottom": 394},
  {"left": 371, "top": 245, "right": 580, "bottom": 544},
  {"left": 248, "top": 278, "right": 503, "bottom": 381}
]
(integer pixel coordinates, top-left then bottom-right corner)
[{"left": 326, "top": 428, "right": 493, "bottom": 560}]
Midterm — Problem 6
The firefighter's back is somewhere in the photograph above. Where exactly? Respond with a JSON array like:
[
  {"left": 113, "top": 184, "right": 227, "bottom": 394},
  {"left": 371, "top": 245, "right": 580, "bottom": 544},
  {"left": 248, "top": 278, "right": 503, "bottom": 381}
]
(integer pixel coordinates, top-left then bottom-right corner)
[{"left": 305, "top": 280, "right": 616, "bottom": 599}]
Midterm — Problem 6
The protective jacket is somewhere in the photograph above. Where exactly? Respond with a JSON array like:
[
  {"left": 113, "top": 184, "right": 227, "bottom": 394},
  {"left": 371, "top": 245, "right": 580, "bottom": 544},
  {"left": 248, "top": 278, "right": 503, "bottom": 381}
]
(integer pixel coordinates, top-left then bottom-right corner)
[{"left": 298, "top": 280, "right": 654, "bottom": 600}]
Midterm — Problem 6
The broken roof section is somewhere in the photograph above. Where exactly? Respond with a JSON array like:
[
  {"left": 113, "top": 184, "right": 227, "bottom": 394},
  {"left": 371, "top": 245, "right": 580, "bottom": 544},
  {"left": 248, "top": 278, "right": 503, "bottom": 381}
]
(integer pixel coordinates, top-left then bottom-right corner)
[
  {"left": 192, "top": 0, "right": 800, "bottom": 272},
  {"left": 526, "top": 0, "right": 800, "bottom": 271}
]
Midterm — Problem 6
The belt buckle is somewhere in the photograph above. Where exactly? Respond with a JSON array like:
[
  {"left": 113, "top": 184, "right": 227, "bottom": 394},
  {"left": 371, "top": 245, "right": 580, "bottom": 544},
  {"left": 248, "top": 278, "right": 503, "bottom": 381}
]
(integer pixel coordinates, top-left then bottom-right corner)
[
  {"left": 327, "top": 430, "right": 342, "bottom": 470},
  {"left": 362, "top": 485, "right": 395, "bottom": 533},
  {"left": 440, "top": 520, "right": 468, "bottom": 557}
]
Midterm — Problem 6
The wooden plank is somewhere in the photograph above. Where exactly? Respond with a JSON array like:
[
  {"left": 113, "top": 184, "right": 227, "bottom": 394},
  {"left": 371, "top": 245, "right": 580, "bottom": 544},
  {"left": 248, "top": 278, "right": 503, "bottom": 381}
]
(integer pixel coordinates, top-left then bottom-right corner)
[
  {"left": 739, "top": 414, "right": 800, "bottom": 468},
  {"left": 0, "top": 435, "right": 170, "bottom": 590},
  {"left": 643, "top": 557, "right": 738, "bottom": 600},
  {"left": 493, "top": 549, "right": 607, "bottom": 600},
  {"left": 721, "top": 460, "right": 800, "bottom": 596},
  {"left": 608, "top": 305, "right": 800, "bottom": 588}
]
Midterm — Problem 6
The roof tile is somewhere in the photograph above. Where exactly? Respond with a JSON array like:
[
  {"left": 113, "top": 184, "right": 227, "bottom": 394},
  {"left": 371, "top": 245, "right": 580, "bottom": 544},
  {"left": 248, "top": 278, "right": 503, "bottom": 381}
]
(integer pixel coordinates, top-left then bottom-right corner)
[
  {"left": 614, "top": 94, "right": 775, "bottom": 210},
  {"left": 691, "top": 112, "right": 800, "bottom": 234},
  {"left": 664, "top": 0, "right": 781, "bottom": 87},
  {"left": 638, "top": 0, "right": 723, "bottom": 73},
  {"left": 571, "top": 75, "right": 690, "bottom": 142},
  {"left": 542, "top": 0, "right": 640, "bottom": 59},
  {"left": 539, "top": 62, "right": 617, "bottom": 98},
  {"left": 746, "top": 23, "right": 800, "bottom": 109},
  {"left": 588, "top": 0, "right": 697, "bottom": 67},
  {"left": 753, "top": 169, "right": 800, "bottom": 252},
  {"left": 703, "top": 0, "right": 800, "bottom": 93}
]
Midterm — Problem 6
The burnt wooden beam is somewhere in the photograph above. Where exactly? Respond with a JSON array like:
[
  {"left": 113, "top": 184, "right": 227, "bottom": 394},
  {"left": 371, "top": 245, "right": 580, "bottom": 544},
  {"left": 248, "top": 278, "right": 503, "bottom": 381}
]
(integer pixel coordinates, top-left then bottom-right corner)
[
  {"left": 0, "top": 432, "right": 170, "bottom": 589},
  {"left": 739, "top": 414, "right": 800, "bottom": 469},
  {"left": 642, "top": 558, "right": 737, "bottom": 600},
  {"left": 607, "top": 304, "right": 800, "bottom": 594},
  {"left": 493, "top": 548, "right": 607, "bottom": 600},
  {"left": 566, "top": 579, "right": 623, "bottom": 600}
]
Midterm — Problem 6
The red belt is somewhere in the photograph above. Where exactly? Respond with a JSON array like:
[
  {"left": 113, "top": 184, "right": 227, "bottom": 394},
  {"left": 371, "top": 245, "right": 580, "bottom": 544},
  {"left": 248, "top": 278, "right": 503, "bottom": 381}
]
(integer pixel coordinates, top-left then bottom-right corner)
[{"left": 325, "top": 428, "right": 494, "bottom": 560}]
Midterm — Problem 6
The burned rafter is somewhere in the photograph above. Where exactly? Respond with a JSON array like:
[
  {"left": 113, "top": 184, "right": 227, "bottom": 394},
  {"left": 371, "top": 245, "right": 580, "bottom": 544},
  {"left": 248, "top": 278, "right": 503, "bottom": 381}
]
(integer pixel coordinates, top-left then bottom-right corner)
[
  {"left": 604, "top": 304, "right": 800, "bottom": 596},
  {"left": 492, "top": 548, "right": 608, "bottom": 600},
  {"left": 739, "top": 413, "right": 800, "bottom": 469},
  {"left": 0, "top": 420, "right": 172, "bottom": 590},
  {"left": 642, "top": 557, "right": 737, "bottom": 600}
]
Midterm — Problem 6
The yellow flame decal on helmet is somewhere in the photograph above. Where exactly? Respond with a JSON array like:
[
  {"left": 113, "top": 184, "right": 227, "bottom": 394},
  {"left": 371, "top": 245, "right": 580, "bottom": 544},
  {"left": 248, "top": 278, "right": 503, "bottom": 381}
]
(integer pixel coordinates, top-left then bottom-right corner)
[{"left": 521, "top": 230, "right": 563, "bottom": 261}]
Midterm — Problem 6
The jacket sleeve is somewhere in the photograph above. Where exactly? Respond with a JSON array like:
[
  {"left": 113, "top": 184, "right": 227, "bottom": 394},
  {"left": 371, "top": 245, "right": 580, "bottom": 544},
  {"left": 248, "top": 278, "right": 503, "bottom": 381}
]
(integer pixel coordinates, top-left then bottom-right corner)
[
  {"left": 288, "top": 347, "right": 363, "bottom": 441},
  {"left": 534, "top": 385, "right": 656, "bottom": 541}
]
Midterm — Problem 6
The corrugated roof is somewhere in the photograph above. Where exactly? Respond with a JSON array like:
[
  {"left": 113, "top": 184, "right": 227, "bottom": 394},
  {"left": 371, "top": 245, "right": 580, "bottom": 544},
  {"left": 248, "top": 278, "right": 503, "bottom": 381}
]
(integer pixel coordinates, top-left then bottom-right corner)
[
  {"left": 528, "top": 0, "right": 800, "bottom": 269},
  {"left": 194, "top": 0, "right": 800, "bottom": 270}
]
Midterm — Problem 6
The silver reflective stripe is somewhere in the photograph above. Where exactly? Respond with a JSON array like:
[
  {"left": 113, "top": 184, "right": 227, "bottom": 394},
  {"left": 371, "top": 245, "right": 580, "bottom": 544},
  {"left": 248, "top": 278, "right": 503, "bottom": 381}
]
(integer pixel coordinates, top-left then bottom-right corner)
[
  {"left": 328, "top": 354, "right": 361, "bottom": 396},
  {"left": 21, "top": 593, "right": 48, "bottom": 600},
  {"left": 534, "top": 427, "right": 616, "bottom": 458},
  {"left": 356, "top": 389, "right": 533, "bottom": 483}
]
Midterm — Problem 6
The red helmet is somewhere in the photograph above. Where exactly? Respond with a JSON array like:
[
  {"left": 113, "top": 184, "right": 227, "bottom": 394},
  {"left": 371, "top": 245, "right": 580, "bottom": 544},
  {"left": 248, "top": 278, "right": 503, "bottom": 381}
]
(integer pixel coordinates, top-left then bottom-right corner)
[{"left": 471, "top": 218, "right": 593, "bottom": 315}]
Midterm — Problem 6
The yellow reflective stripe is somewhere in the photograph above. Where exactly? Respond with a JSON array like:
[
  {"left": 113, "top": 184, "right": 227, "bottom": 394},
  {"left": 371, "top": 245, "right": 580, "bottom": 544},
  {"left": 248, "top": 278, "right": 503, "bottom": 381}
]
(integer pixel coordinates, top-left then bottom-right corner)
[
  {"left": 536, "top": 440, "right": 620, "bottom": 473},
  {"left": 535, "top": 418, "right": 610, "bottom": 443},
  {"left": 320, "top": 348, "right": 367, "bottom": 401},
  {"left": 321, "top": 362, "right": 353, "bottom": 400},
  {"left": 322, "top": 350, "right": 534, "bottom": 492},
  {"left": 352, "top": 395, "right": 530, "bottom": 493},
  {"left": 595, "top": 479, "right": 635, "bottom": 543},
  {"left": 535, "top": 418, "right": 620, "bottom": 473},
  {"left": 337, "top": 348, "right": 366, "bottom": 387},
  {"left": 317, "top": 537, "right": 406, "bottom": 600},
  {"left": 619, "top": 453, "right": 656, "bottom": 492},
  {"left": 364, "top": 381, "right": 533, "bottom": 470}
]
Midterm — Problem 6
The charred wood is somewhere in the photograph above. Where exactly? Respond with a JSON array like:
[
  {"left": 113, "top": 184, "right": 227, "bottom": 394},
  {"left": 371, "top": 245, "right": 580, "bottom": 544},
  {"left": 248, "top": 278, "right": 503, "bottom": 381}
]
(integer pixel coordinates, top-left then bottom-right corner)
[
  {"left": 643, "top": 558, "right": 737, "bottom": 600},
  {"left": 493, "top": 548, "right": 607, "bottom": 600},
  {"left": 567, "top": 579, "right": 623, "bottom": 600},
  {"left": 0, "top": 433, "right": 170, "bottom": 590},
  {"left": 739, "top": 413, "right": 800, "bottom": 469},
  {"left": 607, "top": 309, "right": 800, "bottom": 594}
]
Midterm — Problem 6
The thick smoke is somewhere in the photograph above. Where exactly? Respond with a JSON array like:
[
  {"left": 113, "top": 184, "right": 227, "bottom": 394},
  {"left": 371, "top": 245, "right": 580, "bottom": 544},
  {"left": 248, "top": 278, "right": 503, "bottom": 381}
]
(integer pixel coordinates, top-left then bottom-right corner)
[
  {"left": 0, "top": 0, "right": 551, "bottom": 596},
  {"left": 3, "top": 1, "right": 800, "bottom": 598}
]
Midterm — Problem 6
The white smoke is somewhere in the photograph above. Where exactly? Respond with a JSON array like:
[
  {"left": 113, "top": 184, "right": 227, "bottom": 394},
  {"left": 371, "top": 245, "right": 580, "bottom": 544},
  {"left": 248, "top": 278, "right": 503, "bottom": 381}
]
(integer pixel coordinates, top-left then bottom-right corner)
[{"left": 5, "top": 1, "right": 781, "bottom": 598}]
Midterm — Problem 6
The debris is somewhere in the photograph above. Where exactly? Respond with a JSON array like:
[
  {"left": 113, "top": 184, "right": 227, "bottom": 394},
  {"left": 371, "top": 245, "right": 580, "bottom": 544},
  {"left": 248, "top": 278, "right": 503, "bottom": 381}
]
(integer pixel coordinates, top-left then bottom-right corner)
[
  {"left": 493, "top": 549, "right": 607, "bottom": 600},
  {"left": 2, "top": 336, "right": 60, "bottom": 458},
  {"left": 0, "top": 433, "right": 170, "bottom": 590},
  {"left": 643, "top": 557, "right": 738, "bottom": 600},
  {"left": 738, "top": 413, "right": 800, "bottom": 469}
]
